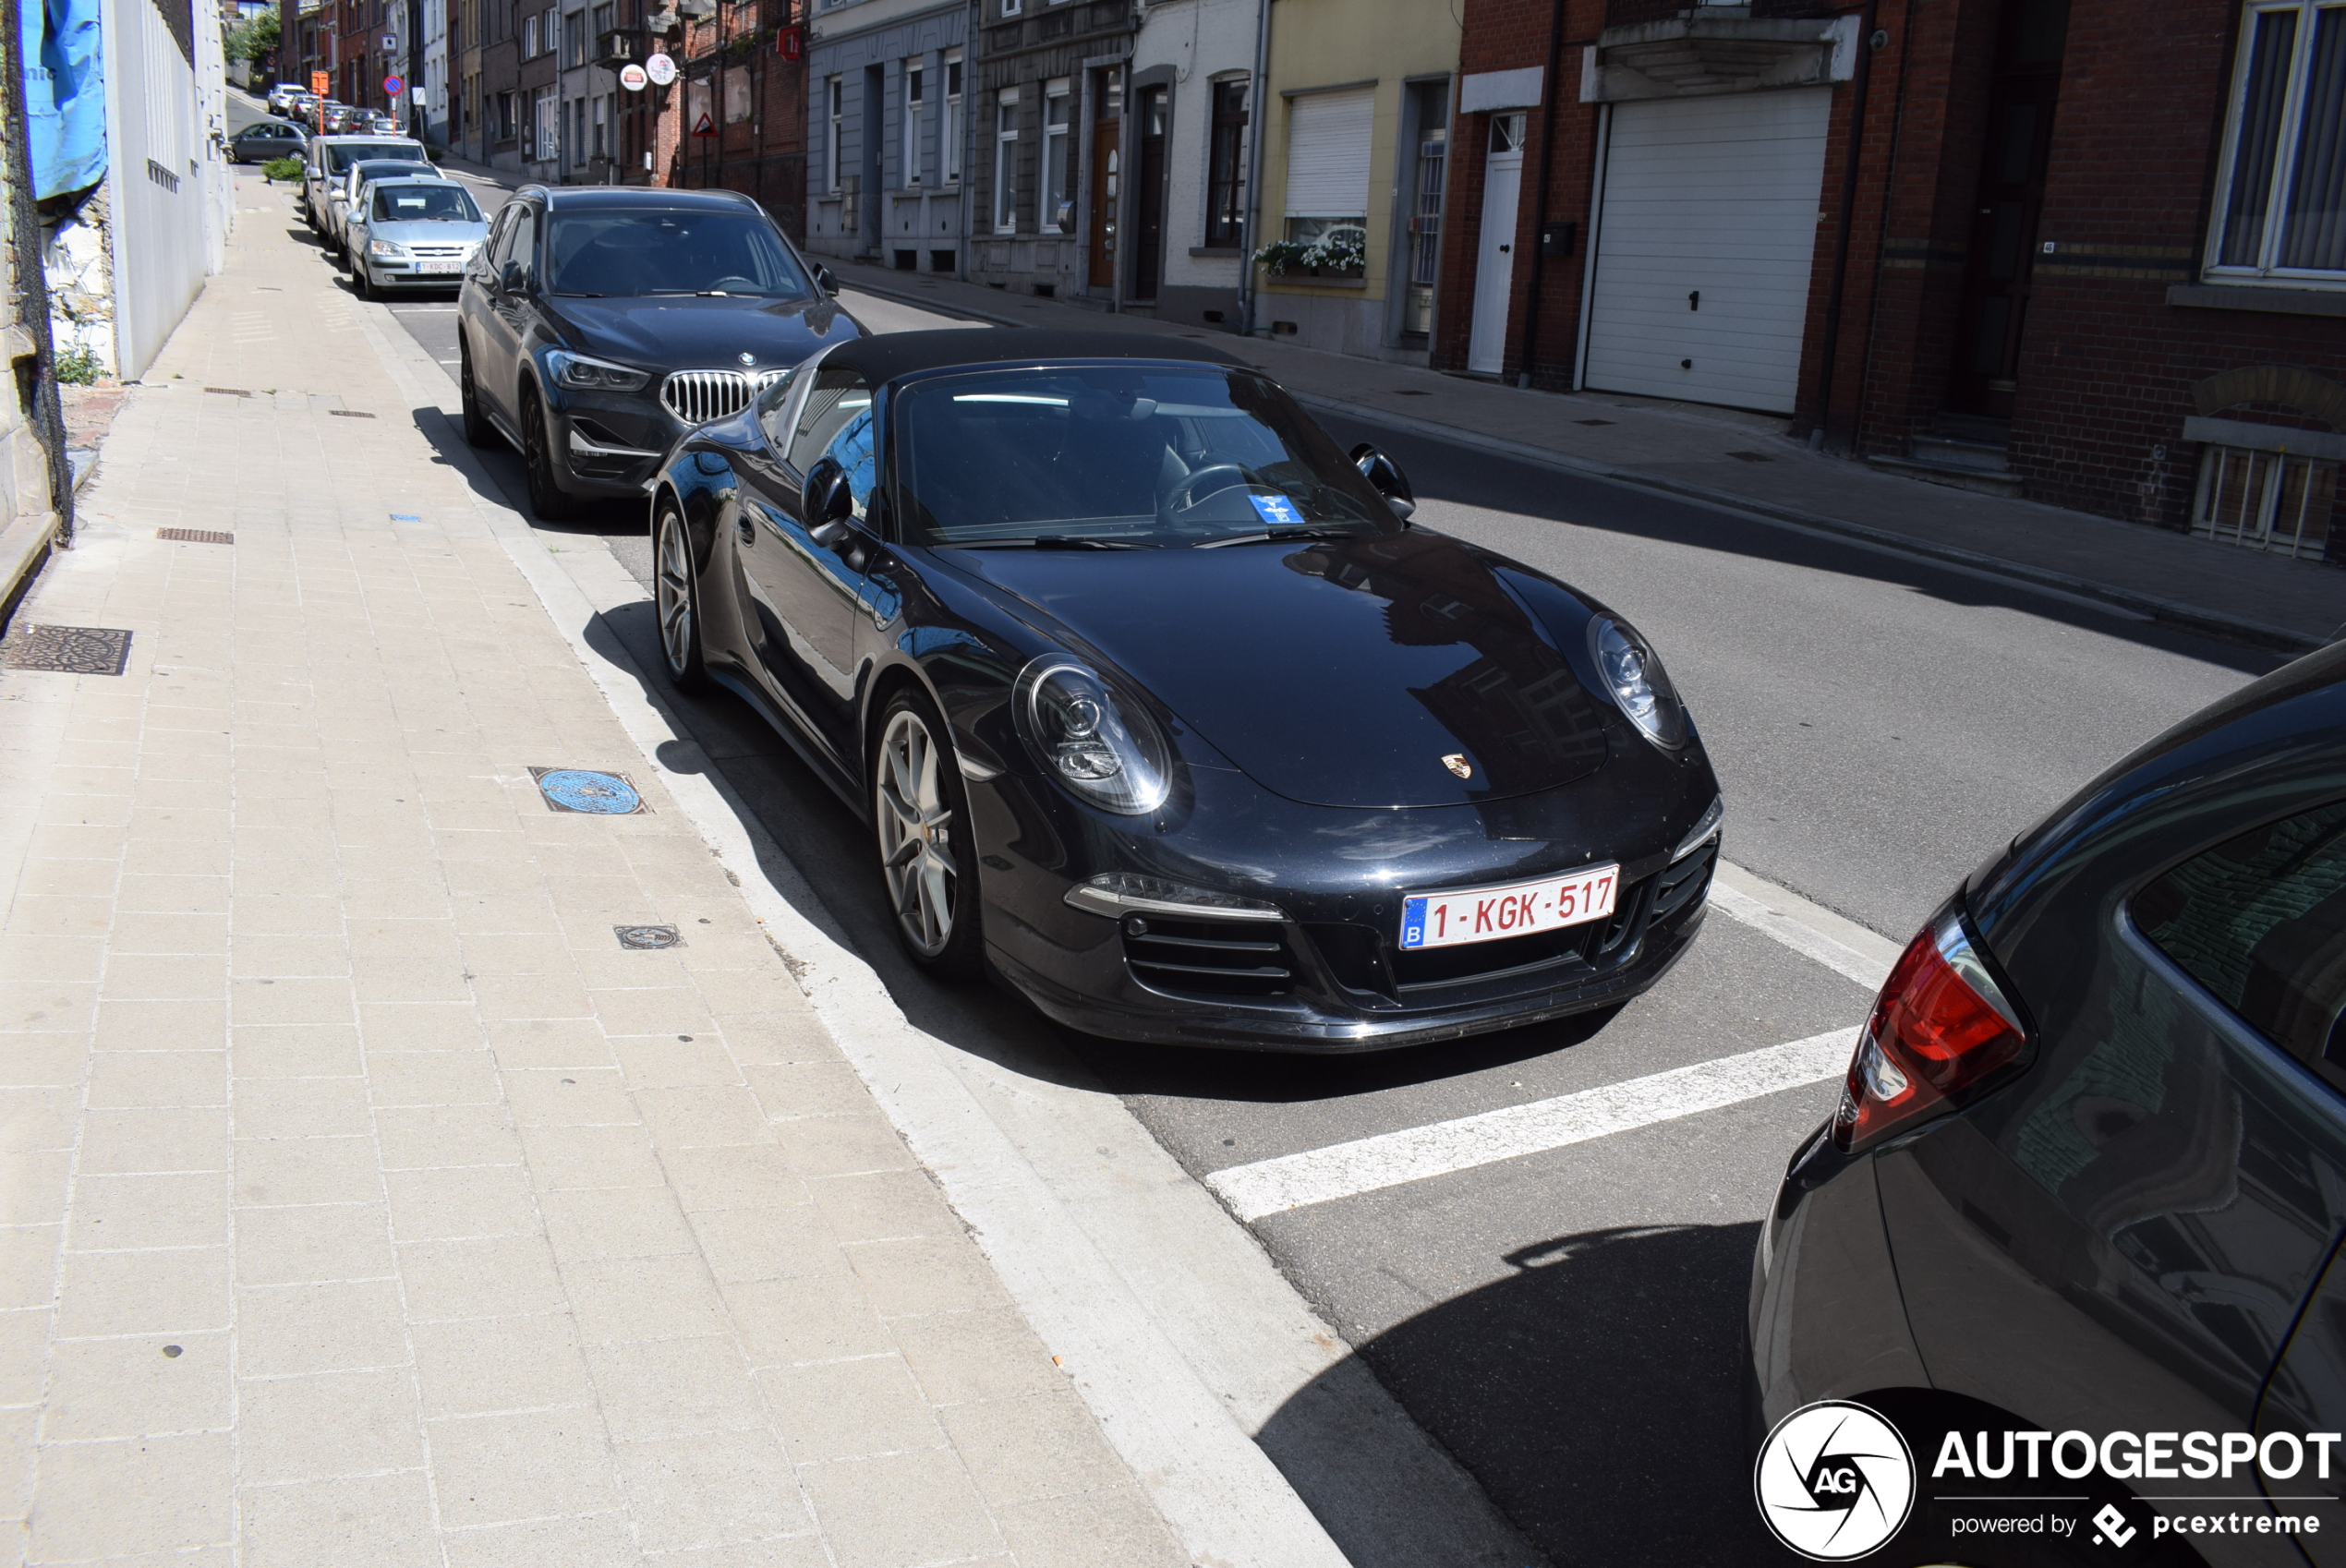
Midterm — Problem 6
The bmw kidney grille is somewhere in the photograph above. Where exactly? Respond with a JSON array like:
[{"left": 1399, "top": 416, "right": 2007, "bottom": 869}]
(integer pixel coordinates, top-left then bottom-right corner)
[{"left": 660, "top": 368, "right": 786, "bottom": 426}]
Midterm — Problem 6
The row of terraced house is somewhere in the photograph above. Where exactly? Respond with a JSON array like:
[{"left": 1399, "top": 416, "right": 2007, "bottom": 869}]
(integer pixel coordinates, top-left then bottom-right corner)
[{"left": 288, "top": 0, "right": 2346, "bottom": 565}]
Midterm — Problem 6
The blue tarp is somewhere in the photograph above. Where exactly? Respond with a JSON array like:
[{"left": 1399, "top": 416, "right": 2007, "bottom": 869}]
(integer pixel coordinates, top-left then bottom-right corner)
[{"left": 24, "top": 0, "right": 104, "bottom": 199}]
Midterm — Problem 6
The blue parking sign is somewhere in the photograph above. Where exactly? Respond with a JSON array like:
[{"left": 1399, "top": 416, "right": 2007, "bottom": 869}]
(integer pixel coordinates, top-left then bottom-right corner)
[{"left": 1248, "top": 493, "right": 1304, "bottom": 528}]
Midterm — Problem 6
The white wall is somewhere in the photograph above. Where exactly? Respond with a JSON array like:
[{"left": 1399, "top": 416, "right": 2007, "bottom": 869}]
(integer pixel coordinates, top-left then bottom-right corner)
[
  {"left": 103, "top": 0, "right": 227, "bottom": 379},
  {"left": 1133, "top": 0, "right": 1260, "bottom": 296}
]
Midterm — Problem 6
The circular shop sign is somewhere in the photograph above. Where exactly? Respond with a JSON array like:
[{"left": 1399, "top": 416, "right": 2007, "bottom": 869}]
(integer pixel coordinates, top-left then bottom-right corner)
[
  {"left": 1752, "top": 1400, "right": 1916, "bottom": 1562},
  {"left": 644, "top": 52, "right": 678, "bottom": 86},
  {"left": 619, "top": 62, "right": 648, "bottom": 90}
]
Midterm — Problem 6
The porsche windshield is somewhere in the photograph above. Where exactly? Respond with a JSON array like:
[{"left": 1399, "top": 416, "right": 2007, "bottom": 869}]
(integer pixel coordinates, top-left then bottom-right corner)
[{"left": 893, "top": 365, "right": 1396, "bottom": 548}]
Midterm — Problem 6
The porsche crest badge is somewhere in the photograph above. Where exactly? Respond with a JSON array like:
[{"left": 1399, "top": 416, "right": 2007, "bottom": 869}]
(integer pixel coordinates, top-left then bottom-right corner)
[{"left": 1442, "top": 753, "right": 1472, "bottom": 779}]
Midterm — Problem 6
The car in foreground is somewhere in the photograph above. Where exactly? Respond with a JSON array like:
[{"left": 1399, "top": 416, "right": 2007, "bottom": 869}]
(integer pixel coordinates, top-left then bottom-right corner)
[
  {"left": 230, "top": 118, "right": 308, "bottom": 163},
  {"left": 325, "top": 156, "right": 445, "bottom": 256},
  {"left": 346, "top": 180, "right": 488, "bottom": 298},
  {"left": 1747, "top": 642, "right": 2346, "bottom": 1560},
  {"left": 300, "top": 135, "right": 426, "bottom": 235},
  {"left": 456, "top": 184, "right": 858, "bottom": 520},
  {"left": 646, "top": 329, "right": 1723, "bottom": 1050}
]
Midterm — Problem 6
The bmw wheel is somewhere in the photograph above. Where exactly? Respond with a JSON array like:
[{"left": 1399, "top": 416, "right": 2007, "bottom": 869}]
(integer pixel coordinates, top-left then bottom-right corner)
[
  {"left": 653, "top": 503, "right": 708, "bottom": 693},
  {"left": 521, "top": 384, "right": 580, "bottom": 521},
  {"left": 457, "top": 335, "right": 494, "bottom": 449},
  {"left": 873, "top": 691, "right": 985, "bottom": 979}
]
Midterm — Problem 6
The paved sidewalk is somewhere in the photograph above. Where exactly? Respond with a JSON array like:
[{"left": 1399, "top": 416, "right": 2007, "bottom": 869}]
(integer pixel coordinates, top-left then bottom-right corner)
[
  {"left": 837, "top": 261, "right": 2346, "bottom": 653},
  {"left": 0, "top": 175, "right": 1187, "bottom": 1566}
]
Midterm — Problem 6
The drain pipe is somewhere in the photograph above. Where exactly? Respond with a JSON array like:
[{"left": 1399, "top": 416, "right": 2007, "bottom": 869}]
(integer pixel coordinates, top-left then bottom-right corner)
[
  {"left": 1513, "top": 0, "right": 1566, "bottom": 386},
  {"left": 1812, "top": 0, "right": 1878, "bottom": 452},
  {"left": 957, "top": 0, "right": 979, "bottom": 281},
  {"left": 1235, "top": 0, "right": 1272, "bottom": 335}
]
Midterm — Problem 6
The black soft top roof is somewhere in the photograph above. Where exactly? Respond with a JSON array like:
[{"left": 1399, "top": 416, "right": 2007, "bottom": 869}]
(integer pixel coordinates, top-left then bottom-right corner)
[{"left": 825, "top": 328, "right": 1251, "bottom": 385}]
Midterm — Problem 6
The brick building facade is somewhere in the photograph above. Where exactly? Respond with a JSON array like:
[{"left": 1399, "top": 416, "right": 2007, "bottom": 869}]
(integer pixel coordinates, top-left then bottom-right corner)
[
  {"left": 664, "top": 0, "right": 809, "bottom": 235},
  {"left": 1433, "top": 0, "right": 2346, "bottom": 564}
]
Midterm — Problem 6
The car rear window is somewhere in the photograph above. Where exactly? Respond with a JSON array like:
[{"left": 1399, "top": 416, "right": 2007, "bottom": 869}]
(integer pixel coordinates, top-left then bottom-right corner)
[
  {"left": 2134, "top": 799, "right": 2346, "bottom": 1071},
  {"left": 325, "top": 141, "right": 424, "bottom": 174}
]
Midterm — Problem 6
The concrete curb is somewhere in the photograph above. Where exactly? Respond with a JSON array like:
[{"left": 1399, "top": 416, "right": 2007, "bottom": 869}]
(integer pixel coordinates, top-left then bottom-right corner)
[{"left": 836, "top": 268, "right": 2328, "bottom": 657}]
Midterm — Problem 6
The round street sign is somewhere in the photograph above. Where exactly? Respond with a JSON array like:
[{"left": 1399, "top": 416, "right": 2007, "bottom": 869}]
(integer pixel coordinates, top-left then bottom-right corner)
[
  {"left": 620, "top": 62, "right": 648, "bottom": 90},
  {"left": 644, "top": 52, "right": 678, "bottom": 86},
  {"left": 383, "top": 75, "right": 404, "bottom": 96}
]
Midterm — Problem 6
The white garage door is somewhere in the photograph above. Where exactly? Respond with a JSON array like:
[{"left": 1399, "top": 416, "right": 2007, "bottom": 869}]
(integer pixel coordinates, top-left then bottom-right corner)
[{"left": 1582, "top": 89, "right": 1830, "bottom": 416}]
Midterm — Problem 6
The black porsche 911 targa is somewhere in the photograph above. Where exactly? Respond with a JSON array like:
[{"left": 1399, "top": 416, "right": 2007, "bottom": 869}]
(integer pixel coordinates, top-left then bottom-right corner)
[{"left": 649, "top": 330, "right": 1723, "bottom": 1050}]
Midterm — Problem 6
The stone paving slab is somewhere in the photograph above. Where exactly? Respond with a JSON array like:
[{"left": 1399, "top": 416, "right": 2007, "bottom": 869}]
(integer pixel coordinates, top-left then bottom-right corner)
[{"left": 0, "top": 173, "right": 1187, "bottom": 1568}]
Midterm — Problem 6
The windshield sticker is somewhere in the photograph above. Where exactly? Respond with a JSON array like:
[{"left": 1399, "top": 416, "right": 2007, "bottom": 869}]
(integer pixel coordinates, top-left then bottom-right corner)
[{"left": 1248, "top": 493, "right": 1304, "bottom": 528}]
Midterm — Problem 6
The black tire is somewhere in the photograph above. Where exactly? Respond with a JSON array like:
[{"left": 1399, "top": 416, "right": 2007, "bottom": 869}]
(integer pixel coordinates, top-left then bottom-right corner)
[
  {"left": 870, "top": 687, "right": 986, "bottom": 981},
  {"left": 652, "top": 503, "right": 710, "bottom": 694},
  {"left": 457, "top": 335, "right": 496, "bottom": 449},
  {"left": 350, "top": 261, "right": 369, "bottom": 300},
  {"left": 521, "top": 385, "right": 580, "bottom": 521}
]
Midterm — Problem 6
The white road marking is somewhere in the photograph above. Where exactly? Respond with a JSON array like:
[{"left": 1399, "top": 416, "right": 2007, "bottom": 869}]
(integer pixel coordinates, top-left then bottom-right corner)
[
  {"left": 1707, "top": 861, "right": 1903, "bottom": 993},
  {"left": 1204, "top": 1028, "right": 1856, "bottom": 1223}
]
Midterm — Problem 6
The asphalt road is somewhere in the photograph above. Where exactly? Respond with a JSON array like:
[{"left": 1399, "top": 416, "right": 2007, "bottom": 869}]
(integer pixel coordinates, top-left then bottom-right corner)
[{"left": 366, "top": 248, "right": 2280, "bottom": 1563}]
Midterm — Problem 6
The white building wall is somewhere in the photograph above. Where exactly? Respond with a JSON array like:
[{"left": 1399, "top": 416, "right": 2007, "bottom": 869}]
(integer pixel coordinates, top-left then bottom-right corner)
[
  {"left": 103, "top": 0, "right": 226, "bottom": 379},
  {"left": 1131, "top": 0, "right": 1259, "bottom": 329},
  {"left": 423, "top": 0, "right": 450, "bottom": 147}
]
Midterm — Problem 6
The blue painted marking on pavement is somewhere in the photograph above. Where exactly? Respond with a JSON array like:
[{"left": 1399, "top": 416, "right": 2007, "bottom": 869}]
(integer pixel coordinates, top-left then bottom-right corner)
[
  {"left": 390, "top": 513, "right": 420, "bottom": 521},
  {"left": 536, "top": 768, "right": 643, "bottom": 814},
  {"left": 1247, "top": 493, "right": 1304, "bottom": 527}
]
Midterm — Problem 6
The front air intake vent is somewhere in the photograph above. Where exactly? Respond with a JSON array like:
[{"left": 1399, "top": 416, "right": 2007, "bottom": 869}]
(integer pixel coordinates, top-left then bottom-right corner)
[{"left": 1123, "top": 916, "right": 1294, "bottom": 997}]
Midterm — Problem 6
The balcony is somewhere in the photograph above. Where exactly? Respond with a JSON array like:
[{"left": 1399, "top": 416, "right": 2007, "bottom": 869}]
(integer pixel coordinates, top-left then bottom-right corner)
[{"left": 593, "top": 26, "right": 648, "bottom": 66}]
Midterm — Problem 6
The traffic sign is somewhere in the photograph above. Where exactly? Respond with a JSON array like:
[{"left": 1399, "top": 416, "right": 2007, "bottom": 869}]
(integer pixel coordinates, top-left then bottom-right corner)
[
  {"left": 619, "top": 62, "right": 647, "bottom": 90},
  {"left": 411, "top": 86, "right": 426, "bottom": 105},
  {"left": 381, "top": 33, "right": 397, "bottom": 52},
  {"left": 776, "top": 26, "right": 803, "bottom": 60},
  {"left": 644, "top": 52, "right": 677, "bottom": 86},
  {"left": 383, "top": 75, "right": 403, "bottom": 96},
  {"left": 309, "top": 70, "right": 329, "bottom": 94},
  {"left": 691, "top": 111, "right": 715, "bottom": 137}
]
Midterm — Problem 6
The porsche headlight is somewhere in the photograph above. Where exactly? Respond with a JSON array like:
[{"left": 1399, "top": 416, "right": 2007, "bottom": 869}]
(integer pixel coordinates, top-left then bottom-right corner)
[
  {"left": 1589, "top": 617, "right": 1687, "bottom": 750},
  {"left": 1013, "top": 656, "right": 1171, "bottom": 814}
]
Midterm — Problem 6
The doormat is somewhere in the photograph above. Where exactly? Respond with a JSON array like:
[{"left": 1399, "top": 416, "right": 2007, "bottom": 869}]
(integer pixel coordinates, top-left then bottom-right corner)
[
  {"left": 0, "top": 624, "right": 131, "bottom": 675},
  {"left": 529, "top": 767, "right": 647, "bottom": 815}
]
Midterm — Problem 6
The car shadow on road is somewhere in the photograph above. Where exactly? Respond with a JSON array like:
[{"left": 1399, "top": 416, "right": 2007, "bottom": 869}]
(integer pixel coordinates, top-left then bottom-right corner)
[{"left": 1260, "top": 1219, "right": 1799, "bottom": 1568}]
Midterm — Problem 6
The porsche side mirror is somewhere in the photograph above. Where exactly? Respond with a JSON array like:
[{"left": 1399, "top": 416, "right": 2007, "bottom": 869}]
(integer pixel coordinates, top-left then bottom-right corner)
[
  {"left": 1350, "top": 442, "right": 1416, "bottom": 522},
  {"left": 804, "top": 458, "right": 854, "bottom": 543},
  {"left": 815, "top": 265, "right": 839, "bottom": 296}
]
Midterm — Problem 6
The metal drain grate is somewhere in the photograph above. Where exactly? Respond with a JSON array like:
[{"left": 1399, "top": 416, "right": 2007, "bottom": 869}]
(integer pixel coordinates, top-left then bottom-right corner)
[
  {"left": 157, "top": 528, "right": 234, "bottom": 545},
  {"left": 328, "top": 409, "right": 376, "bottom": 419},
  {"left": 204, "top": 387, "right": 252, "bottom": 398},
  {"left": 530, "top": 766, "right": 647, "bottom": 814},
  {"left": 0, "top": 624, "right": 132, "bottom": 675},
  {"left": 614, "top": 924, "right": 683, "bottom": 950}
]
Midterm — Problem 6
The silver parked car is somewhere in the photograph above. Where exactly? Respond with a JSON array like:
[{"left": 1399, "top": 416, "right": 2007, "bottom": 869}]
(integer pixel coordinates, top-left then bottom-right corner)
[
  {"left": 347, "top": 180, "right": 489, "bottom": 298},
  {"left": 328, "top": 157, "right": 445, "bottom": 258}
]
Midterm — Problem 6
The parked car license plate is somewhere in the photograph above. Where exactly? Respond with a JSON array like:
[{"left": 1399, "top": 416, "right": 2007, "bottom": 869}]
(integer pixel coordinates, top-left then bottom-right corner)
[
  {"left": 1399, "top": 864, "right": 1620, "bottom": 951},
  {"left": 417, "top": 259, "right": 464, "bottom": 274}
]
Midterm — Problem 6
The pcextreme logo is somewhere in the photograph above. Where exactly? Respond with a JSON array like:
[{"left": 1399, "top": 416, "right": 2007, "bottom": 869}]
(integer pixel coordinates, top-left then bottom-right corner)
[{"left": 1754, "top": 1401, "right": 1917, "bottom": 1561}]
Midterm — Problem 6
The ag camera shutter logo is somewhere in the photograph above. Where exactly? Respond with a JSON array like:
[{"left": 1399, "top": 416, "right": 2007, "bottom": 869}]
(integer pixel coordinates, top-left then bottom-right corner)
[{"left": 1754, "top": 1400, "right": 1917, "bottom": 1561}]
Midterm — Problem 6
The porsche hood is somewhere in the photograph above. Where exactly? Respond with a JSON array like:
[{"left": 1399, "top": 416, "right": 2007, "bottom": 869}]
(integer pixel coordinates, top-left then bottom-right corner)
[{"left": 957, "top": 530, "right": 1614, "bottom": 809}]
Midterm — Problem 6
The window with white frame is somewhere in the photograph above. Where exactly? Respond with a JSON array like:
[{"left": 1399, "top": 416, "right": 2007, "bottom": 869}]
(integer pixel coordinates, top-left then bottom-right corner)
[
  {"left": 994, "top": 88, "right": 1020, "bottom": 231},
  {"left": 1041, "top": 79, "right": 1071, "bottom": 231},
  {"left": 1003, "top": 0, "right": 1019, "bottom": 16},
  {"left": 592, "top": 92, "right": 607, "bottom": 155},
  {"left": 522, "top": 12, "right": 538, "bottom": 55},
  {"left": 827, "top": 77, "right": 844, "bottom": 191},
  {"left": 943, "top": 49, "right": 963, "bottom": 183},
  {"left": 904, "top": 63, "right": 925, "bottom": 187},
  {"left": 2211, "top": 0, "right": 2346, "bottom": 282}
]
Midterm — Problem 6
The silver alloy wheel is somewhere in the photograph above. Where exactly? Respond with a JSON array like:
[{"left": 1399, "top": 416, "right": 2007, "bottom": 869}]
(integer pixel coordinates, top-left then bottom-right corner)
[
  {"left": 876, "top": 707, "right": 958, "bottom": 958},
  {"left": 656, "top": 514, "right": 693, "bottom": 675}
]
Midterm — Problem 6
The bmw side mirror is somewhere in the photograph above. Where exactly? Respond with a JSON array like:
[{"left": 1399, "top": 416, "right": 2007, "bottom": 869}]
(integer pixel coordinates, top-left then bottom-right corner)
[
  {"left": 500, "top": 259, "right": 526, "bottom": 295},
  {"left": 803, "top": 457, "right": 854, "bottom": 544},
  {"left": 815, "top": 265, "right": 839, "bottom": 296},
  {"left": 1350, "top": 442, "right": 1416, "bottom": 522}
]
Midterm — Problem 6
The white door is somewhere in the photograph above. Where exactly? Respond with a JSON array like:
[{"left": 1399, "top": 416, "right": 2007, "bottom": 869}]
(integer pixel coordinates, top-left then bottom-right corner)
[
  {"left": 1582, "top": 89, "right": 1831, "bottom": 414},
  {"left": 1468, "top": 114, "right": 1525, "bottom": 375}
]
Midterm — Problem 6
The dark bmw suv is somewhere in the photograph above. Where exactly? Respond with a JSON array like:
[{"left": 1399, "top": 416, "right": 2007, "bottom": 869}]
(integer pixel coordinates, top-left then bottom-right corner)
[
  {"left": 455, "top": 186, "right": 863, "bottom": 519},
  {"left": 1749, "top": 642, "right": 2346, "bottom": 1563}
]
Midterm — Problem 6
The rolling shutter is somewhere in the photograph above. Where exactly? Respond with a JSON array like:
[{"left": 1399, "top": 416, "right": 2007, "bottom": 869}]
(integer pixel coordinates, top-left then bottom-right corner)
[
  {"left": 1582, "top": 89, "right": 1830, "bottom": 416},
  {"left": 1284, "top": 88, "right": 1374, "bottom": 218}
]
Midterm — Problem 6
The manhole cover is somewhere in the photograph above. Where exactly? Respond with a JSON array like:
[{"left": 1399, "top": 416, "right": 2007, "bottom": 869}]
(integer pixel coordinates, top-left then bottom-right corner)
[
  {"left": 1, "top": 624, "right": 131, "bottom": 675},
  {"left": 614, "top": 924, "right": 683, "bottom": 950},
  {"left": 157, "top": 528, "right": 234, "bottom": 545},
  {"left": 530, "top": 766, "right": 647, "bottom": 814}
]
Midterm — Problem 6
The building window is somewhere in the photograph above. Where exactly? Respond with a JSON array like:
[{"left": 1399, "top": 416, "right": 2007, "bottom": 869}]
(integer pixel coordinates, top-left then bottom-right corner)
[
  {"left": 828, "top": 76, "right": 844, "bottom": 191},
  {"left": 592, "top": 92, "right": 607, "bottom": 155},
  {"left": 724, "top": 68, "right": 751, "bottom": 124},
  {"left": 1204, "top": 78, "right": 1248, "bottom": 247},
  {"left": 1003, "top": 0, "right": 1019, "bottom": 14},
  {"left": 1041, "top": 78, "right": 1070, "bottom": 231},
  {"left": 591, "top": 1, "right": 611, "bottom": 37},
  {"left": 943, "top": 49, "right": 962, "bottom": 183},
  {"left": 2194, "top": 442, "right": 2338, "bottom": 560},
  {"left": 904, "top": 64, "right": 925, "bottom": 187},
  {"left": 994, "top": 88, "right": 1019, "bottom": 232},
  {"left": 523, "top": 12, "right": 538, "bottom": 54},
  {"left": 2212, "top": 1, "right": 2346, "bottom": 281},
  {"left": 497, "top": 90, "right": 517, "bottom": 141},
  {"left": 1282, "top": 86, "right": 1373, "bottom": 248}
]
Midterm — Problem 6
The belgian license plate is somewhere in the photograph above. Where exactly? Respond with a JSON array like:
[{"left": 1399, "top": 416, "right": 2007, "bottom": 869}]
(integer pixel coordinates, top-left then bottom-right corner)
[
  {"left": 1398, "top": 864, "right": 1620, "bottom": 951},
  {"left": 417, "top": 259, "right": 464, "bottom": 274}
]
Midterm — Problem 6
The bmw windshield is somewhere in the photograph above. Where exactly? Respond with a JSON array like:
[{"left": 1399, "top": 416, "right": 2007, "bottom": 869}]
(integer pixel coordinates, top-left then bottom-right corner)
[
  {"left": 548, "top": 211, "right": 814, "bottom": 299},
  {"left": 370, "top": 183, "right": 480, "bottom": 223},
  {"left": 892, "top": 364, "right": 1397, "bottom": 549}
]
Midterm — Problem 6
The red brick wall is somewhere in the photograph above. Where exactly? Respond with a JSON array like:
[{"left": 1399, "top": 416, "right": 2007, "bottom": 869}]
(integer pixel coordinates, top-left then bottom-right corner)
[{"left": 665, "top": 2, "right": 809, "bottom": 239}]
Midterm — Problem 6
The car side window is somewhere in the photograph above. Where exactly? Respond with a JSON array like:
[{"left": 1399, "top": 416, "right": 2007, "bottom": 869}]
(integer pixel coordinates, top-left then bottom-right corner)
[
  {"left": 494, "top": 206, "right": 538, "bottom": 277},
  {"left": 787, "top": 368, "right": 872, "bottom": 476},
  {"left": 2134, "top": 798, "right": 2346, "bottom": 1078}
]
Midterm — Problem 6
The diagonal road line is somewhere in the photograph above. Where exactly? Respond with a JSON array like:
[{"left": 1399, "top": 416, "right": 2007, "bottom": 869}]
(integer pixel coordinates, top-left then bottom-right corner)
[{"left": 1204, "top": 1029, "right": 1858, "bottom": 1223}]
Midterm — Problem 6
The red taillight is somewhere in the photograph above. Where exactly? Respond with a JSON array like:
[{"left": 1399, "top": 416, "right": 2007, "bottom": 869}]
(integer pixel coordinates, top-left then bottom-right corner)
[{"left": 1832, "top": 914, "right": 2026, "bottom": 1153}]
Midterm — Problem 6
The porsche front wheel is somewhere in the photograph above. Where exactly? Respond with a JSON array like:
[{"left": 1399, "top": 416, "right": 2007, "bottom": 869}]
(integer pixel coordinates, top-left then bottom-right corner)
[{"left": 873, "top": 692, "right": 985, "bottom": 980}]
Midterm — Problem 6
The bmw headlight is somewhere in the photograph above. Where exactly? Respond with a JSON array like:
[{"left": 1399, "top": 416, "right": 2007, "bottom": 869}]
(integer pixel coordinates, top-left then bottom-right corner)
[
  {"left": 368, "top": 238, "right": 409, "bottom": 259},
  {"left": 545, "top": 349, "right": 651, "bottom": 392},
  {"left": 1589, "top": 617, "right": 1687, "bottom": 750},
  {"left": 1013, "top": 656, "right": 1172, "bottom": 814}
]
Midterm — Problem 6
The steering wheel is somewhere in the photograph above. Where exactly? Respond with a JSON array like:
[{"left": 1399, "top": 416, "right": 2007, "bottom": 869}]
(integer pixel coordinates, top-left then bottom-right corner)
[
  {"left": 707, "top": 276, "right": 761, "bottom": 295},
  {"left": 1164, "top": 464, "right": 1253, "bottom": 514}
]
